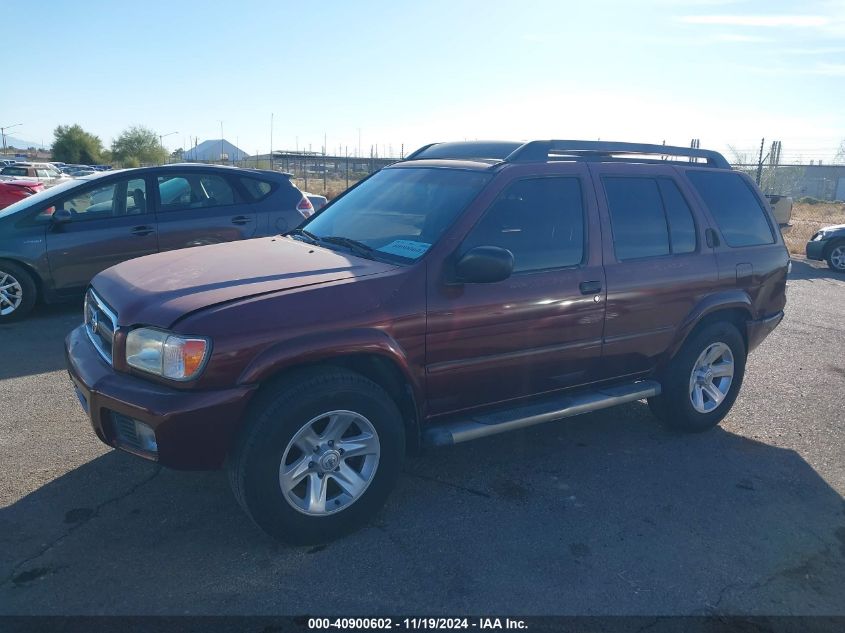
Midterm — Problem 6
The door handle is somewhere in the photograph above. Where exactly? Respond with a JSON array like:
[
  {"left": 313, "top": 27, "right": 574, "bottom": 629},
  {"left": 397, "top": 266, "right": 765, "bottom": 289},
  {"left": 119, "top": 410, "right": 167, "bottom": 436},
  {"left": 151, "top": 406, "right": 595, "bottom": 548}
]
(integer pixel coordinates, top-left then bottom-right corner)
[
  {"left": 231, "top": 215, "right": 252, "bottom": 225},
  {"left": 130, "top": 225, "right": 155, "bottom": 236},
  {"left": 579, "top": 280, "right": 602, "bottom": 295}
]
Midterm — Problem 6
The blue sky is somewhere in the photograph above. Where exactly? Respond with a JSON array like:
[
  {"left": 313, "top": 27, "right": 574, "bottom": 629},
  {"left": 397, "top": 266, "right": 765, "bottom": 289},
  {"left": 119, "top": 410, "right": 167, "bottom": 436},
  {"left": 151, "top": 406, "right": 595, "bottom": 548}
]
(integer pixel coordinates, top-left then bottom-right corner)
[{"left": 2, "top": 0, "right": 844, "bottom": 162}]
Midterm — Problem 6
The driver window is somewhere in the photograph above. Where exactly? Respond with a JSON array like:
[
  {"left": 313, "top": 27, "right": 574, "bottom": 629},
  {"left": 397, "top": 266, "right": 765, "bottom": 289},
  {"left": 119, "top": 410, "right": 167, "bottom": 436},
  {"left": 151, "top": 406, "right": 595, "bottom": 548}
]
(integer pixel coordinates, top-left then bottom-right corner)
[
  {"left": 56, "top": 183, "right": 119, "bottom": 221},
  {"left": 460, "top": 177, "right": 585, "bottom": 273}
]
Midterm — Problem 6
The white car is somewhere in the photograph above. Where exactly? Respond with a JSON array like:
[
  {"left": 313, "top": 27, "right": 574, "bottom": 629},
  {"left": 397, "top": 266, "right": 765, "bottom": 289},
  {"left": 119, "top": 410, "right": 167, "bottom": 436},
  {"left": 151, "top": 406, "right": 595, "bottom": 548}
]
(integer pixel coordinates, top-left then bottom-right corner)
[
  {"left": 766, "top": 194, "right": 792, "bottom": 226},
  {"left": 0, "top": 162, "right": 70, "bottom": 187}
]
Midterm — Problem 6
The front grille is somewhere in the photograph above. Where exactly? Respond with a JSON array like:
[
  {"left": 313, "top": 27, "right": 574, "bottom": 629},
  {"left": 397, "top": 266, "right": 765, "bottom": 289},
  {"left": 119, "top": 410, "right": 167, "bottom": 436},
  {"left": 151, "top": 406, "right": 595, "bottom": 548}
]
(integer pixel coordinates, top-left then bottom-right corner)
[{"left": 85, "top": 289, "right": 117, "bottom": 364}]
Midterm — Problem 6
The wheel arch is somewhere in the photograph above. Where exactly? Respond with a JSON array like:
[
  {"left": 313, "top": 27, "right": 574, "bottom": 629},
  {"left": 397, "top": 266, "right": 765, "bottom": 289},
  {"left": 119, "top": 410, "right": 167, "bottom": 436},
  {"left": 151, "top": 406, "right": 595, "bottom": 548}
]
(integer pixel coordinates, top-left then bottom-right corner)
[
  {"left": 238, "top": 330, "right": 424, "bottom": 454},
  {"left": 662, "top": 292, "right": 754, "bottom": 367},
  {"left": 0, "top": 256, "right": 43, "bottom": 302}
]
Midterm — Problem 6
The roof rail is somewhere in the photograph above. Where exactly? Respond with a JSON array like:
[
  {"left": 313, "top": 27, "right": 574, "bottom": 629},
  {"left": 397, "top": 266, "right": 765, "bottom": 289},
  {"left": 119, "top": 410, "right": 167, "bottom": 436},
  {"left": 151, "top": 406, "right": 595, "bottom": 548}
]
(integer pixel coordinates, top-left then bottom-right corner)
[{"left": 505, "top": 140, "right": 731, "bottom": 169}]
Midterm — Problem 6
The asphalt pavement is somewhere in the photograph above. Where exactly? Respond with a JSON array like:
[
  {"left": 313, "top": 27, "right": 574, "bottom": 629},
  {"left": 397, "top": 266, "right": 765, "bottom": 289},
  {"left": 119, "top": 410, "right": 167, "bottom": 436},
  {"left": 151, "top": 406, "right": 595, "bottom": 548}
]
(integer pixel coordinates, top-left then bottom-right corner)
[{"left": 0, "top": 258, "right": 843, "bottom": 615}]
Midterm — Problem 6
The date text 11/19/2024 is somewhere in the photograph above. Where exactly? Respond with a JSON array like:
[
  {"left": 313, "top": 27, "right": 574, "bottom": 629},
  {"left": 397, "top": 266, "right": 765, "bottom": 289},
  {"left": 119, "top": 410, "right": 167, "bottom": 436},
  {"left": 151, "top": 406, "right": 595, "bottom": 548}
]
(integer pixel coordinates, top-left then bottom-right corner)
[{"left": 307, "top": 617, "right": 528, "bottom": 630}]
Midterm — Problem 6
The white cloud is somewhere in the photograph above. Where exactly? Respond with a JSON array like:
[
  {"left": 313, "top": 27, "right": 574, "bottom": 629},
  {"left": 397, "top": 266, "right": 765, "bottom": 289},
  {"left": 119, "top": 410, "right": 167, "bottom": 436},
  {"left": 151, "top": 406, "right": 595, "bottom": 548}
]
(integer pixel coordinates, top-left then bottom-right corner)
[
  {"left": 713, "top": 33, "right": 772, "bottom": 42},
  {"left": 678, "top": 14, "right": 831, "bottom": 27}
]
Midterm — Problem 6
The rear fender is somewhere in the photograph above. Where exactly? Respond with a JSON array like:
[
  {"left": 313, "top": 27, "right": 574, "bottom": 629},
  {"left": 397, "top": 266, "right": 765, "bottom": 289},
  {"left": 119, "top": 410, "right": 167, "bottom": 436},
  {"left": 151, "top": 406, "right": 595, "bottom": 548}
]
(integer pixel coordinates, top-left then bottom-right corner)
[{"left": 662, "top": 291, "right": 755, "bottom": 364}]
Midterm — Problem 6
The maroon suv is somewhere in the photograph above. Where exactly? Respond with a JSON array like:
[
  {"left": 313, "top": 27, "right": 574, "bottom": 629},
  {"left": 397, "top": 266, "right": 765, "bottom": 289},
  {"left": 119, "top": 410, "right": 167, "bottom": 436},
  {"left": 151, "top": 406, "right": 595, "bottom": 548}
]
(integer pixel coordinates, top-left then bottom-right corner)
[{"left": 65, "top": 140, "right": 788, "bottom": 543}]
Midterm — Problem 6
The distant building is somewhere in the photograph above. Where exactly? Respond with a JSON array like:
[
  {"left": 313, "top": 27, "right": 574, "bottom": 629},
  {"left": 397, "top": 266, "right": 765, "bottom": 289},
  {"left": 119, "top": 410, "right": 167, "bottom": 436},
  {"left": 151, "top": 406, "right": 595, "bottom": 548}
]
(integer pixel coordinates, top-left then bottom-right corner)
[{"left": 182, "top": 139, "right": 249, "bottom": 162}]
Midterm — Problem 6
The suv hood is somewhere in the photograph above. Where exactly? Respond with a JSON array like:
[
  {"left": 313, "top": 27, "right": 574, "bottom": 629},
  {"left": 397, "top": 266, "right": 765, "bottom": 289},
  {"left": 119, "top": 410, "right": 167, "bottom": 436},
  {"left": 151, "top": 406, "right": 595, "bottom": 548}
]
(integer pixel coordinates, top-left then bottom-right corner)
[{"left": 92, "top": 236, "right": 398, "bottom": 327}]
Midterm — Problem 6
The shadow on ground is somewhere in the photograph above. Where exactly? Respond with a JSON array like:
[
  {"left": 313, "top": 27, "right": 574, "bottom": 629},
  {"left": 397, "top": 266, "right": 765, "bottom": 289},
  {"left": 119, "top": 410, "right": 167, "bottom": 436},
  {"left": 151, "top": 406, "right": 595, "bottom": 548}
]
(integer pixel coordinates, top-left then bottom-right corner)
[
  {"left": 2, "top": 401, "right": 843, "bottom": 615},
  {"left": 0, "top": 302, "right": 80, "bottom": 380}
]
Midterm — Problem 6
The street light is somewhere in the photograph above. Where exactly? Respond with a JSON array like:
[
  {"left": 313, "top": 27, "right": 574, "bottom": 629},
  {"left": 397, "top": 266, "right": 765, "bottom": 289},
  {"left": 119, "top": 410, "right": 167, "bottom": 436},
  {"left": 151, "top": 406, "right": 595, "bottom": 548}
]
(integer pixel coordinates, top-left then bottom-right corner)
[
  {"left": 159, "top": 131, "right": 178, "bottom": 164},
  {"left": 0, "top": 123, "right": 23, "bottom": 158}
]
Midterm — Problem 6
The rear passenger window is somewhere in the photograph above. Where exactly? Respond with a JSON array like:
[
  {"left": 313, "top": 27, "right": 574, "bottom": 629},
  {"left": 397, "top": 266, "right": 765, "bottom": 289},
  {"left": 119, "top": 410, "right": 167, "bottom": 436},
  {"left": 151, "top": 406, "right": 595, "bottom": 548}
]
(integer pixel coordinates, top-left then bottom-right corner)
[
  {"left": 603, "top": 177, "right": 698, "bottom": 260},
  {"left": 603, "top": 178, "right": 670, "bottom": 260},
  {"left": 658, "top": 179, "right": 696, "bottom": 254},
  {"left": 686, "top": 171, "right": 774, "bottom": 247},
  {"left": 461, "top": 177, "right": 584, "bottom": 272},
  {"left": 239, "top": 177, "right": 274, "bottom": 201},
  {"left": 157, "top": 174, "right": 236, "bottom": 211}
]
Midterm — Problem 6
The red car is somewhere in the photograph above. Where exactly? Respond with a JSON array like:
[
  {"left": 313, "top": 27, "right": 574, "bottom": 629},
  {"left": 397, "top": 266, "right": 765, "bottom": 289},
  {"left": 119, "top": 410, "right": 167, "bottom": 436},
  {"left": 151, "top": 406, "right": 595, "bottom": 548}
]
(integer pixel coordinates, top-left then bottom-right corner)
[{"left": 0, "top": 180, "right": 44, "bottom": 209}]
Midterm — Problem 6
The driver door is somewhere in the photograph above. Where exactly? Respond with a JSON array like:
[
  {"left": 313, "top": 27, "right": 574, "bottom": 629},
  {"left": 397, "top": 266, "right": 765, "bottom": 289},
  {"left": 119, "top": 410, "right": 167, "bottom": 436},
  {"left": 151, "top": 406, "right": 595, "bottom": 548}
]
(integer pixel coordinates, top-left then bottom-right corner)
[
  {"left": 425, "top": 164, "right": 606, "bottom": 415},
  {"left": 45, "top": 176, "right": 158, "bottom": 294}
]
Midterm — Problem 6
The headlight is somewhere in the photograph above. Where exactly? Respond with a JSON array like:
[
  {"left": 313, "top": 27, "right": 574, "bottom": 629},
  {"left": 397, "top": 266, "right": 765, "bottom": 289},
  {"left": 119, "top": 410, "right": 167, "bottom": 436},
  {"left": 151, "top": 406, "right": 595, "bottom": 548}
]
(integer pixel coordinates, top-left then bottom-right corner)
[
  {"left": 125, "top": 328, "right": 210, "bottom": 381},
  {"left": 812, "top": 232, "right": 826, "bottom": 241}
]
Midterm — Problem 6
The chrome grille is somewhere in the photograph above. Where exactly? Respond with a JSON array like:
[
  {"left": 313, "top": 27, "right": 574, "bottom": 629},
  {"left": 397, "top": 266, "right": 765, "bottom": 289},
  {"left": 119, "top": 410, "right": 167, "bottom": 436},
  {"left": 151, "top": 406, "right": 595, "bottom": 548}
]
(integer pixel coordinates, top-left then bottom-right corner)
[{"left": 85, "top": 289, "right": 117, "bottom": 364}]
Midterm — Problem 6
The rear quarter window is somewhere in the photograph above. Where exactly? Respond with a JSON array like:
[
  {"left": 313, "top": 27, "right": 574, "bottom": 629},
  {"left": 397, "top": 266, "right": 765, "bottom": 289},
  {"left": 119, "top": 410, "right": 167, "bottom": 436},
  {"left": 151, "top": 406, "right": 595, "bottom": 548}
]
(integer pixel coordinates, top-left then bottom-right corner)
[
  {"left": 686, "top": 171, "right": 774, "bottom": 247},
  {"left": 239, "top": 177, "right": 275, "bottom": 201}
]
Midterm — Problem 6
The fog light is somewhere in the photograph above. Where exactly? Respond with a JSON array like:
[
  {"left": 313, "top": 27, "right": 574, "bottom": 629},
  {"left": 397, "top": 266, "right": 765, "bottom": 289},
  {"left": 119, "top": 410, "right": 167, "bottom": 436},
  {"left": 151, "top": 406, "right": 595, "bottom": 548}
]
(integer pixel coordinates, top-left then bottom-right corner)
[
  {"left": 134, "top": 421, "right": 158, "bottom": 453},
  {"left": 111, "top": 411, "right": 158, "bottom": 456}
]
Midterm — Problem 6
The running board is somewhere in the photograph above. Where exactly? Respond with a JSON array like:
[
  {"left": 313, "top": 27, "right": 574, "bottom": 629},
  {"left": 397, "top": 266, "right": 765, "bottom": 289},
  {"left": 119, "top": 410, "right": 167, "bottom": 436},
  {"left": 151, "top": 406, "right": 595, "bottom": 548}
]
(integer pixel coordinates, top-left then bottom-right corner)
[{"left": 422, "top": 380, "right": 661, "bottom": 447}]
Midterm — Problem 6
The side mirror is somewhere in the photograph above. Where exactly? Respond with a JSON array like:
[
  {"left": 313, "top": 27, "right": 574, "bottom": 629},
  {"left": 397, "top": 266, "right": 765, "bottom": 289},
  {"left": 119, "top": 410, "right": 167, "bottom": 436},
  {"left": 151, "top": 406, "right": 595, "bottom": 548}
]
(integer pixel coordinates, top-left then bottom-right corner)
[
  {"left": 454, "top": 246, "right": 514, "bottom": 284},
  {"left": 52, "top": 208, "right": 72, "bottom": 224}
]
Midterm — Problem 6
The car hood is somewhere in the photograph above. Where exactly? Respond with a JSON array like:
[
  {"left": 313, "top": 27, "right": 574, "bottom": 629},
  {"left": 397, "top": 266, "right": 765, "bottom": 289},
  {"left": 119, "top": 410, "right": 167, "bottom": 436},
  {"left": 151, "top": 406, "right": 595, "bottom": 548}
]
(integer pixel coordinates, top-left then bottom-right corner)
[
  {"left": 92, "top": 236, "right": 399, "bottom": 327},
  {"left": 820, "top": 224, "right": 845, "bottom": 233}
]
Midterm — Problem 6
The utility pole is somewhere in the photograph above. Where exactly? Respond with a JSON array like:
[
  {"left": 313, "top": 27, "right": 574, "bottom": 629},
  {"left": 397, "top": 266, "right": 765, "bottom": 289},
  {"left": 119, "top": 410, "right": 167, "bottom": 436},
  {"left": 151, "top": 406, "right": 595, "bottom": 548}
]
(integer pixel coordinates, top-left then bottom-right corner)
[
  {"left": 270, "top": 113, "right": 274, "bottom": 171},
  {"left": 0, "top": 123, "right": 22, "bottom": 157},
  {"left": 159, "top": 131, "right": 178, "bottom": 164}
]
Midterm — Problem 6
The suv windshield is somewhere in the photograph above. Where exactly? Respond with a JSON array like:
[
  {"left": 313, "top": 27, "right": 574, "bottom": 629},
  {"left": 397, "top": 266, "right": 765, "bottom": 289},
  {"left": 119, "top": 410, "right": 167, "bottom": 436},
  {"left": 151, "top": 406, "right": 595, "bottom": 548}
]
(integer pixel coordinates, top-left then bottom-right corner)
[{"left": 299, "top": 167, "right": 492, "bottom": 262}]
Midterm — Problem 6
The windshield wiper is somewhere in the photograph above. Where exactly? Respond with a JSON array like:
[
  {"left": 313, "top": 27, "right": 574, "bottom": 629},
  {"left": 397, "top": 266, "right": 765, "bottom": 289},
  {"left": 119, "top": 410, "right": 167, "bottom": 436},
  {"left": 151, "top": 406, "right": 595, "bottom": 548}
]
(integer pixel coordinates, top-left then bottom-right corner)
[
  {"left": 286, "top": 228, "right": 320, "bottom": 244},
  {"left": 319, "top": 236, "right": 378, "bottom": 260}
]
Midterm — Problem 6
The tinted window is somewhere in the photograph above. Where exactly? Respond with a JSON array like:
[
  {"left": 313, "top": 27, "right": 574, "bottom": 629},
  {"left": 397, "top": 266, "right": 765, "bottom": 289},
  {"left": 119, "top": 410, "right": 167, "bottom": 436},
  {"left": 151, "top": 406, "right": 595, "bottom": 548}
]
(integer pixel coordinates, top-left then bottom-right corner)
[
  {"left": 303, "top": 167, "right": 491, "bottom": 262},
  {"left": 157, "top": 173, "right": 235, "bottom": 211},
  {"left": 200, "top": 175, "right": 235, "bottom": 205},
  {"left": 658, "top": 178, "right": 696, "bottom": 254},
  {"left": 462, "top": 177, "right": 584, "bottom": 272},
  {"left": 686, "top": 171, "right": 774, "bottom": 247},
  {"left": 3, "top": 167, "right": 28, "bottom": 176},
  {"left": 125, "top": 178, "right": 148, "bottom": 215},
  {"left": 56, "top": 183, "right": 119, "bottom": 221},
  {"left": 604, "top": 177, "right": 670, "bottom": 260},
  {"left": 239, "top": 177, "right": 274, "bottom": 201}
]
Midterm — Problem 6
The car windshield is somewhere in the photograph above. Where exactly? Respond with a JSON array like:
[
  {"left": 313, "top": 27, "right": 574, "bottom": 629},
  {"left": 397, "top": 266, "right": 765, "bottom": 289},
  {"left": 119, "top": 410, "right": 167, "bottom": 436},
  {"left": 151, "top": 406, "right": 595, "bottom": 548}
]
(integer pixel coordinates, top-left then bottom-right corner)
[
  {"left": 299, "top": 167, "right": 491, "bottom": 263},
  {"left": 0, "top": 178, "right": 88, "bottom": 219}
]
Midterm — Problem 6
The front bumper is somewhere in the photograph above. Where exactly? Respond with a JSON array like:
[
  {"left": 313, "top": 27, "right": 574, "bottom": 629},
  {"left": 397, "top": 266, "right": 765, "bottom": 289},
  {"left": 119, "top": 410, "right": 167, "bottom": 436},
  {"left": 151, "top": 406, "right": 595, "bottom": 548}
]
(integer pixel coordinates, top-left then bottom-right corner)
[
  {"left": 746, "top": 311, "right": 784, "bottom": 353},
  {"left": 805, "top": 239, "right": 828, "bottom": 261},
  {"left": 65, "top": 325, "right": 256, "bottom": 470}
]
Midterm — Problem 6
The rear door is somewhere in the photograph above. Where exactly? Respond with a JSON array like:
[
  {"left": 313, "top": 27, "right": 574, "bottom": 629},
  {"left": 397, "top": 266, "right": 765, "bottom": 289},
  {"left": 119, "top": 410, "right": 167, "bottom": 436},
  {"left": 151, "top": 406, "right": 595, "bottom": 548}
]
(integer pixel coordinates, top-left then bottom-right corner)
[
  {"left": 45, "top": 175, "right": 158, "bottom": 293},
  {"left": 153, "top": 170, "right": 257, "bottom": 251},
  {"left": 425, "top": 163, "right": 606, "bottom": 415},
  {"left": 590, "top": 163, "right": 718, "bottom": 377}
]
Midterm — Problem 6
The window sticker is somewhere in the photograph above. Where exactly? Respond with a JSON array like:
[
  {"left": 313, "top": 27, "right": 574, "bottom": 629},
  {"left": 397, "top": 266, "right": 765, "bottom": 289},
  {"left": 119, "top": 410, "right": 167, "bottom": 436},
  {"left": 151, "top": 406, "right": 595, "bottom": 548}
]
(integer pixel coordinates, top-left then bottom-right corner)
[{"left": 376, "top": 239, "right": 432, "bottom": 259}]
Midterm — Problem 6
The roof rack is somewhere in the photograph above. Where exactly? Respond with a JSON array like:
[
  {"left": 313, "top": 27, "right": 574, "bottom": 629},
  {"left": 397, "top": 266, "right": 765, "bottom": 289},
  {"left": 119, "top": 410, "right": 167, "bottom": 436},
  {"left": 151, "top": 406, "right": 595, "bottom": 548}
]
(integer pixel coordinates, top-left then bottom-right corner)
[{"left": 404, "top": 140, "right": 731, "bottom": 169}]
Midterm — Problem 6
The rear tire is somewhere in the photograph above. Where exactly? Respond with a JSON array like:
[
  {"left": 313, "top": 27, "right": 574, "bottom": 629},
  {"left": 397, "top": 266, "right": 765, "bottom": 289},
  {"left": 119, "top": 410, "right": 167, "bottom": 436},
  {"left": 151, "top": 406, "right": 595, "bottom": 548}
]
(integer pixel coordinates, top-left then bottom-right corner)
[
  {"left": 0, "top": 260, "right": 37, "bottom": 323},
  {"left": 228, "top": 367, "right": 405, "bottom": 544},
  {"left": 826, "top": 241, "right": 845, "bottom": 272},
  {"left": 648, "top": 322, "right": 746, "bottom": 432}
]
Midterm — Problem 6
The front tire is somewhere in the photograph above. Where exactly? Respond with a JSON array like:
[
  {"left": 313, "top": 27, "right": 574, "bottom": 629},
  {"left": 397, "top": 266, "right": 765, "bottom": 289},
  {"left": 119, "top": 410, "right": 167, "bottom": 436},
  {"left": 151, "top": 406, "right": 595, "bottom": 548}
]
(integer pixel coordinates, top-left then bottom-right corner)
[
  {"left": 228, "top": 368, "right": 405, "bottom": 544},
  {"left": 648, "top": 322, "right": 746, "bottom": 432},
  {"left": 0, "top": 261, "right": 37, "bottom": 323},
  {"left": 826, "top": 241, "right": 845, "bottom": 272}
]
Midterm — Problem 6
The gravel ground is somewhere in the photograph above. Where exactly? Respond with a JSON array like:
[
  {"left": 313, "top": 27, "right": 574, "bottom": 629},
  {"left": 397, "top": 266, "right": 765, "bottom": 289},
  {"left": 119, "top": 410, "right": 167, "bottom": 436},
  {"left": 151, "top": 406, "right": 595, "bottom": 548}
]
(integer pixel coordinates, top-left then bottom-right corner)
[{"left": 0, "top": 258, "right": 843, "bottom": 615}]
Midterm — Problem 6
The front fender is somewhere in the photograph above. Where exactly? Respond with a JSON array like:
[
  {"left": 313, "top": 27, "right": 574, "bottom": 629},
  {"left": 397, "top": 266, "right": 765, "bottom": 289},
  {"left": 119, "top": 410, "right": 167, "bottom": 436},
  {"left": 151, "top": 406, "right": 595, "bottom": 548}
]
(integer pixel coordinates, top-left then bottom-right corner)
[{"left": 237, "top": 327, "right": 424, "bottom": 412}]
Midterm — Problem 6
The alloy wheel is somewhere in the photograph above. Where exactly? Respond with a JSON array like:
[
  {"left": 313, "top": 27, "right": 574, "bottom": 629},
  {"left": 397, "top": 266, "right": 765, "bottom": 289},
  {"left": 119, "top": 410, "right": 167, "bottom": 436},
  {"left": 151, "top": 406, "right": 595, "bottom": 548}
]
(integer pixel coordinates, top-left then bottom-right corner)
[
  {"left": 0, "top": 271, "right": 23, "bottom": 317},
  {"left": 688, "top": 342, "right": 735, "bottom": 414},
  {"left": 279, "top": 410, "right": 380, "bottom": 516},
  {"left": 830, "top": 245, "right": 845, "bottom": 271}
]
